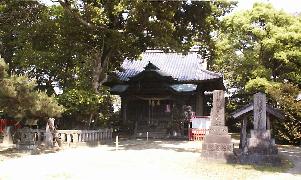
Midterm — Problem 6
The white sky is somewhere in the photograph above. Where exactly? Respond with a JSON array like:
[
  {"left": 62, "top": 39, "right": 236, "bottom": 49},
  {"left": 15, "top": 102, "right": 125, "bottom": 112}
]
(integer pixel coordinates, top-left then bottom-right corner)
[
  {"left": 40, "top": 0, "right": 301, "bottom": 14},
  {"left": 235, "top": 0, "right": 301, "bottom": 14}
]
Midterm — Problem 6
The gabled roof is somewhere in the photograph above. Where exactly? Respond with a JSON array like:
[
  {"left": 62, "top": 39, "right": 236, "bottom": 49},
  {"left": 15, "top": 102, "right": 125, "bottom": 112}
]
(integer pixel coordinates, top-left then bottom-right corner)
[
  {"left": 129, "top": 61, "right": 174, "bottom": 82},
  {"left": 231, "top": 103, "right": 284, "bottom": 120},
  {"left": 116, "top": 51, "right": 222, "bottom": 83}
]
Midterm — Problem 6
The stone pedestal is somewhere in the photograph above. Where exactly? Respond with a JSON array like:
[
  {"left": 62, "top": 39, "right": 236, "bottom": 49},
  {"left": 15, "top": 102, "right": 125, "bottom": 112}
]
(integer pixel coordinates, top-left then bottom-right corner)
[
  {"left": 17, "top": 128, "right": 37, "bottom": 150},
  {"left": 247, "top": 130, "right": 277, "bottom": 154},
  {"left": 239, "top": 129, "right": 279, "bottom": 165},
  {"left": 201, "top": 126, "right": 234, "bottom": 161},
  {"left": 201, "top": 90, "right": 234, "bottom": 162}
]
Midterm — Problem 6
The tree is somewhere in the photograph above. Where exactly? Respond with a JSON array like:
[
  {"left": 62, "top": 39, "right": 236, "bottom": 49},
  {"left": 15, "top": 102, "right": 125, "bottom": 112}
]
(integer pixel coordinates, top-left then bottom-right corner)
[
  {"left": 0, "top": 57, "right": 64, "bottom": 123},
  {"left": 0, "top": 0, "right": 236, "bottom": 127},
  {"left": 1, "top": 0, "right": 236, "bottom": 92},
  {"left": 214, "top": 3, "right": 301, "bottom": 144},
  {"left": 57, "top": 88, "right": 114, "bottom": 129}
]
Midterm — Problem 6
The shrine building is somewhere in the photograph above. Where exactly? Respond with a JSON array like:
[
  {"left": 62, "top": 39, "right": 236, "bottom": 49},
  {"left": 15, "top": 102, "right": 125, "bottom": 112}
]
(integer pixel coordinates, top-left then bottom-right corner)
[{"left": 105, "top": 50, "right": 224, "bottom": 138}]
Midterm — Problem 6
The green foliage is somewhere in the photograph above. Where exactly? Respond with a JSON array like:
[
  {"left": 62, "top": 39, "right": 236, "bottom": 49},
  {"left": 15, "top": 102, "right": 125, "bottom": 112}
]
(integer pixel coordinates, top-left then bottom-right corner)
[
  {"left": 0, "top": 0, "right": 236, "bottom": 92},
  {"left": 57, "top": 88, "right": 114, "bottom": 129},
  {"left": 0, "top": 57, "right": 64, "bottom": 121},
  {"left": 245, "top": 77, "right": 274, "bottom": 93},
  {"left": 215, "top": 3, "right": 301, "bottom": 88},
  {"left": 0, "top": 0, "right": 236, "bottom": 129},
  {"left": 215, "top": 3, "right": 301, "bottom": 144},
  {"left": 267, "top": 84, "right": 301, "bottom": 144}
]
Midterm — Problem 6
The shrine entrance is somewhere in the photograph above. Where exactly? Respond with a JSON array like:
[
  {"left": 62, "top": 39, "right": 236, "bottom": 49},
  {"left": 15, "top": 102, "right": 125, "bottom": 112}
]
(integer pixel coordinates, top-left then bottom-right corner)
[{"left": 126, "top": 95, "right": 192, "bottom": 138}]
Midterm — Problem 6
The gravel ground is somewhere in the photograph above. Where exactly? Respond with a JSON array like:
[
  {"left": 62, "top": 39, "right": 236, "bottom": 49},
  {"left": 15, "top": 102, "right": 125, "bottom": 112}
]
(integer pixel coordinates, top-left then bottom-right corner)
[
  {"left": 278, "top": 145, "right": 301, "bottom": 174},
  {"left": 0, "top": 140, "right": 300, "bottom": 180}
]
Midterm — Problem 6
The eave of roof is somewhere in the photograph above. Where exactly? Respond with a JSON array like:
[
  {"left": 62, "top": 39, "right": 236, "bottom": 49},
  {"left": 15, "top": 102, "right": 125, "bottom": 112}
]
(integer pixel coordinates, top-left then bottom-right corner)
[{"left": 231, "top": 103, "right": 284, "bottom": 120}]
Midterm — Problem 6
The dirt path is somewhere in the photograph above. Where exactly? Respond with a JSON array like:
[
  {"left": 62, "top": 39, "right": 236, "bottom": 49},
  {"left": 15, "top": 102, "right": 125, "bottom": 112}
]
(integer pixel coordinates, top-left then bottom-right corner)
[
  {"left": 278, "top": 145, "right": 301, "bottom": 174},
  {"left": 0, "top": 140, "right": 300, "bottom": 180}
]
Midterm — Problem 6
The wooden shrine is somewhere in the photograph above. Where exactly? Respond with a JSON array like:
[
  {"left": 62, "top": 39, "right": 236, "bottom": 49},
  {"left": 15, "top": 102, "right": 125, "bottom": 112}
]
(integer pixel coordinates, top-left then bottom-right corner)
[
  {"left": 105, "top": 51, "right": 224, "bottom": 138},
  {"left": 232, "top": 92, "right": 284, "bottom": 164}
]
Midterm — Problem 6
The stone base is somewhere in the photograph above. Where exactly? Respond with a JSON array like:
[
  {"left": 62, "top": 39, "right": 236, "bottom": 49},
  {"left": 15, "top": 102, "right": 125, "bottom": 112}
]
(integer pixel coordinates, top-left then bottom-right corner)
[
  {"left": 201, "top": 151, "right": 236, "bottom": 162},
  {"left": 17, "top": 143, "right": 37, "bottom": 150},
  {"left": 201, "top": 126, "right": 234, "bottom": 162},
  {"left": 247, "top": 129, "right": 278, "bottom": 155}
]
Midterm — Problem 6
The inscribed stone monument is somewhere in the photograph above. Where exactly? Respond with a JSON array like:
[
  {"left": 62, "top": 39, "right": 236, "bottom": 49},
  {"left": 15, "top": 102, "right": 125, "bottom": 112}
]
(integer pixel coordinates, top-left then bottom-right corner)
[
  {"left": 201, "top": 90, "right": 234, "bottom": 161},
  {"left": 247, "top": 92, "right": 277, "bottom": 155}
]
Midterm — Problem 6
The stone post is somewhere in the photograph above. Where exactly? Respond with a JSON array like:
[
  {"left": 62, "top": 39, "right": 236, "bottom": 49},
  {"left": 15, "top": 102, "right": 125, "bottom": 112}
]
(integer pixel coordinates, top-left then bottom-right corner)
[
  {"left": 201, "top": 90, "right": 234, "bottom": 161},
  {"left": 73, "top": 133, "right": 78, "bottom": 143},
  {"left": 66, "top": 133, "right": 72, "bottom": 143},
  {"left": 100, "top": 131, "right": 103, "bottom": 140},
  {"left": 3, "top": 126, "right": 13, "bottom": 145},
  {"left": 45, "top": 124, "right": 53, "bottom": 147}
]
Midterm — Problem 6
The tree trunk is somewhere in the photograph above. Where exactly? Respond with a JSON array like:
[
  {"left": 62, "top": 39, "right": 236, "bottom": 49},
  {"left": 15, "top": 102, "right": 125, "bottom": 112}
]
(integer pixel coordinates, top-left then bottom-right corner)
[{"left": 91, "top": 49, "right": 110, "bottom": 93}]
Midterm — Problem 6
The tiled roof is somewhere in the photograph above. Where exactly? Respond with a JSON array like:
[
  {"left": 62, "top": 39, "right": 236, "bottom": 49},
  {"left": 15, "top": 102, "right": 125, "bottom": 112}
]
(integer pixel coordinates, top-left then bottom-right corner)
[{"left": 116, "top": 51, "right": 222, "bottom": 83}]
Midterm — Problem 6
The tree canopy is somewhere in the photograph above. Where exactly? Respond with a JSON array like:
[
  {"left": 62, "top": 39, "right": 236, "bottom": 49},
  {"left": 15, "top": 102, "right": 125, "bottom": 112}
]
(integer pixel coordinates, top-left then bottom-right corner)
[
  {"left": 0, "top": 57, "right": 64, "bottom": 122},
  {"left": 0, "top": 0, "right": 235, "bottom": 92},
  {"left": 0, "top": 0, "right": 236, "bottom": 128},
  {"left": 215, "top": 3, "right": 301, "bottom": 144}
]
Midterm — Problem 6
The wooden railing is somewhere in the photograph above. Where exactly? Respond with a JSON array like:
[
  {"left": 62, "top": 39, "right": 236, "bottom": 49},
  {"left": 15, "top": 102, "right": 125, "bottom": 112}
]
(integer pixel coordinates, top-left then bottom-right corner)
[
  {"left": 188, "top": 128, "right": 209, "bottom": 141},
  {"left": 16, "top": 128, "right": 113, "bottom": 149}
]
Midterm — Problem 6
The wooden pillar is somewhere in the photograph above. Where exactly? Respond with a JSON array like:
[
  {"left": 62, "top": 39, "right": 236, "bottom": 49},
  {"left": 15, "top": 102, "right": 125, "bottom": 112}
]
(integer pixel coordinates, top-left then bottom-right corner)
[
  {"left": 195, "top": 91, "right": 204, "bottom": 116},
  {"left": 240, "top": 117, "right": 247, "bottom": 149},
  {"left": 122, "top": 97, "right": 127, "bottom": 124},
  {"left": 266, "top": 114, "right": 270, "bottom": 130}
]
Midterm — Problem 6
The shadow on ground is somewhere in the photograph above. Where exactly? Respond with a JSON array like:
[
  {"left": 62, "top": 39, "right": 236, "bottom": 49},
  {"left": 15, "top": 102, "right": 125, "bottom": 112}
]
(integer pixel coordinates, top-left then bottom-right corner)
[
  {"left": 106, "top": 138, "right": 202, "bottom": 153},
  {"left": 105, "top": 138, "right": 295, "bottom": 173},
  {"left": 0, "top": 147, "right": 24, "bottom": 159}
]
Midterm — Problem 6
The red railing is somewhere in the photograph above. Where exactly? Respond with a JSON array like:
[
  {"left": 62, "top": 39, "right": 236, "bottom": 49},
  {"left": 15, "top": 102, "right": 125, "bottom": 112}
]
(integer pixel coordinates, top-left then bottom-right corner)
[
  {"left": 188, "top": 128, "right": 209, "bottom": 141},
  {"left": 0, "top": 119, "right": 21, "bottom": 133}
]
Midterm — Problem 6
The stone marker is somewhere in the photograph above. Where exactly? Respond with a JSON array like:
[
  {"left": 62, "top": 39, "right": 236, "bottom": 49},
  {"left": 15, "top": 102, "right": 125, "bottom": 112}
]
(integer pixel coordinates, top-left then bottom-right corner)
[
  {"left": 16, "top": 127, "right": 37, "bottom": 150},
  {"left": 45, "top": 122, "right": 54, "bottom": 147},
  {"left": 246, "top": 92, "right": 277, "bottom": 155},
  {"left": 201, "top": 90, "right": 234, "bottom": 161},
  {"left": 253, "top": 92, "right": 266, "bottom": 130},
  {"left": 241, "top": 92, "right": 279, "bottom": 165}
]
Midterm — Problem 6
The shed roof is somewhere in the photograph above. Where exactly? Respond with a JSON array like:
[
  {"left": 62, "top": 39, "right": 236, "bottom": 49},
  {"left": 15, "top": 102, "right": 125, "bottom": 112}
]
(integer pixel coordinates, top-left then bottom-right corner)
[
  {"left": 231, "top": 103, "right": 284, "bottom": 120},
  {"left": 116, "top": 51, "right": 222, "bottom": 83}
]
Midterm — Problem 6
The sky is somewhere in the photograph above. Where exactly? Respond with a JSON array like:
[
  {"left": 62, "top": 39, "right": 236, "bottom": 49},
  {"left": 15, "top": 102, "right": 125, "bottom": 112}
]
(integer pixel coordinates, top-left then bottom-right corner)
[
  {"left": 235, "top": 0, "right": 301, "bottom": 14},
  {"left": 40, "top": 0, "right": 301, "bottom": 14}
]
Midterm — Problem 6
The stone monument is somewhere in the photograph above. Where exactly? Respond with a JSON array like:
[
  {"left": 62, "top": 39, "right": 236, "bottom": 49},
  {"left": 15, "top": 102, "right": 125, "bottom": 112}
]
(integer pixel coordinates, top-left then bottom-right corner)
[
  {"left": 16, "top": 127, "right": 37, "bottom": 150},
  {"left": 201, "top": 90, "right": 234, "bottom": 161},
  {"left": 243, "top": 92, "right": 278, "bottom": 164},
  {"left": 232, "top": 92, "right": 281, "bottom": 164}
]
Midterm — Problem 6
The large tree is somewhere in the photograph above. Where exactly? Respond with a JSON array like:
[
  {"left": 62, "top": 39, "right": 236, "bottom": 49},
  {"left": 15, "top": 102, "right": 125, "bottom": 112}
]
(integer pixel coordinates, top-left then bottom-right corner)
[
  {"left": 214, "top": 3, "right": 301, "bottom": 144},
  {"left": 1, "top": 0, "right": 236, "bottom": 92},
  {"left": 0, "top": 0, "right": 236, "bottom": 128}
]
